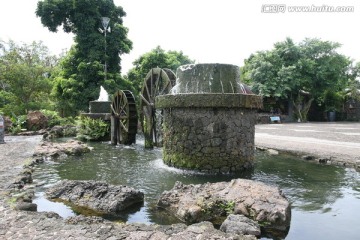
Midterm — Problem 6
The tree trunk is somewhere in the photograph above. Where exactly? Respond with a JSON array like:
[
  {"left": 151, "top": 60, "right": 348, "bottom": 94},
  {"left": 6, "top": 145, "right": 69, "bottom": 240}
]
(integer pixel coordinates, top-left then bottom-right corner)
[
  {"left": 288, "top": 99, "right": 294, "bottom": 121},
  {"left": 292, "top": 95, "right": 314, "bottom": 122}
]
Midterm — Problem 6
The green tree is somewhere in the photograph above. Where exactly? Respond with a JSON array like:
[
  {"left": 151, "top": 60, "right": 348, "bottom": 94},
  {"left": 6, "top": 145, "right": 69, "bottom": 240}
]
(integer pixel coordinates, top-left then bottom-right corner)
[
  {"left": 0, "top": 40, "right": 56, "bottom": 116},
  {"left": 346, "top": 62, "right": 360, "bottom": 101},
  {"left": 51, "top": 47, "right": 133, "bottom": 116},
  {"left": 126, "top": 46, "right": 194, "bottom": 94},
  {"left": 36, "top": 0, "right": 132, "bottom": 115},
  {"left": 243, "top": 38, "right": 351, "bottom": 121}
]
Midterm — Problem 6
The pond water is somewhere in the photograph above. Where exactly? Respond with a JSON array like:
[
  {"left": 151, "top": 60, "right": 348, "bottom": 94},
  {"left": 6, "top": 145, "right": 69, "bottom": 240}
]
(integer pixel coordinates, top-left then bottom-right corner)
[{"left": 32, "top": 136, "right": 360, "bottom": 239}]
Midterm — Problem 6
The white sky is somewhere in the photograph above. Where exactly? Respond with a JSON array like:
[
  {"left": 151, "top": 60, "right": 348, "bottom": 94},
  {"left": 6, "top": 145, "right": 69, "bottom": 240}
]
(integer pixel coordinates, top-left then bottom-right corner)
[{"left": 1, "top": 0, "right": 359, "bottom": 74}]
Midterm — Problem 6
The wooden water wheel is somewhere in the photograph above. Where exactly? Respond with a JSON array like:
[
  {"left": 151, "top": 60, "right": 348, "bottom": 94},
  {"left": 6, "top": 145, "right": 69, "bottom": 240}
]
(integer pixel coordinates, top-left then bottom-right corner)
[
  {"left": 139, "top": 68, "right": 176, "bottom": 148},
  {"left": 110, "top": 90, "right": 138, "bottom": 145}
]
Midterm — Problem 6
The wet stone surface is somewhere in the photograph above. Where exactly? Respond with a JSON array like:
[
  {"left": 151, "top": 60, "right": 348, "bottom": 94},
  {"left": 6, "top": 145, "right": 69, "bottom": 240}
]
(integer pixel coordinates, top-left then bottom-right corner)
[
  {"left": 157, "top": 179, "right": 291, "bottom": 233},
  {"left": 46, "top": 180, "right": 144, "bottom": 214}
]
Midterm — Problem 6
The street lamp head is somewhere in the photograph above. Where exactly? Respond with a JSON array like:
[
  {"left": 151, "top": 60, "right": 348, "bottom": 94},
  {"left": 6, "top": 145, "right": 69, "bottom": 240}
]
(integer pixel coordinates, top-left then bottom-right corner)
[{"left": 101, "top": 17, "right": 110, "bottom": 30}]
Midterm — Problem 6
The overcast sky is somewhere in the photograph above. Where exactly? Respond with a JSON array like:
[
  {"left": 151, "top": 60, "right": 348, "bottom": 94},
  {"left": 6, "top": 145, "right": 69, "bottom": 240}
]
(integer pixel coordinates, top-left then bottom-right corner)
[{"left": 1, "top": 0, "right": 359, "bottom": 74}]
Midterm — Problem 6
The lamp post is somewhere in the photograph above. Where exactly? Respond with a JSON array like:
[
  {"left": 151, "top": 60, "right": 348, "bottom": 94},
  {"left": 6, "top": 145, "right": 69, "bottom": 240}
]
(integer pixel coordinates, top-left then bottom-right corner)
[{"left": 99, "top": 17, "right": 111, "bottom": 81}]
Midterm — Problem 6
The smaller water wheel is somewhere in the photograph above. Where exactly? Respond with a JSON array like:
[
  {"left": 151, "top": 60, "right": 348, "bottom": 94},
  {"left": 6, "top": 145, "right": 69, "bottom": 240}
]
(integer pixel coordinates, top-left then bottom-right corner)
[
  {"left": 139, "top": 68, "right": 176, "bottom": 148},
  {"left": 110, "top": 90, "right": 138, "bottom": 145}
]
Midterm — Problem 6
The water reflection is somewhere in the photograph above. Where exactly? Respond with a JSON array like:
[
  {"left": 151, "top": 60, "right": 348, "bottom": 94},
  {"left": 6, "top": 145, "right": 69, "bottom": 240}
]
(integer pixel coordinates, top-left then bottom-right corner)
[
  {"left": 32, "top": 136, "right": 360, "bottom": 239},
  {"left": 254, "top": 151, "right": 346, "bottom": 212}
]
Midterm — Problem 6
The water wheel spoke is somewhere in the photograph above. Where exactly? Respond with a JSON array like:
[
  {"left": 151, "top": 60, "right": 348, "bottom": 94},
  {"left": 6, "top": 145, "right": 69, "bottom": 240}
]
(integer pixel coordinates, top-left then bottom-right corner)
[
  {"left": 144, "top": 81, "right": 151, "bottom": 104},
  {"left": 121, "top": 102, "right": 128, "bottom": 114},
  {"left": 110, "top": 104, "right": 118, "bottom": 117},
  {"left": 159, "top": 80, "right": 171, "bottom": 96},
  {"left": 139, "top": 93, "right": 152, "bottom": 106},
  {"left": 154, "top": 70, "right": 161, "bottom": 95},
  {"left": 120, "top": 109, "right": 128, "bottom": 118},
  {"left": 119, "top": 119, "right": 129, "bottom": 133},
  {"left": 150, "top": 69, "right": 154, "bottom": 102},
  {"left": 152, "top": 113, "right": 157, "bottom": 145}
]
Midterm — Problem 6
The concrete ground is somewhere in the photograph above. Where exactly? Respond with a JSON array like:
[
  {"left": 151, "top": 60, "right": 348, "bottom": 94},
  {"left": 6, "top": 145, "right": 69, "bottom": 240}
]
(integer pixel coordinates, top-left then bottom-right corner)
[{"left": 255, "top": 122, "right": 360, "bottom": 167}]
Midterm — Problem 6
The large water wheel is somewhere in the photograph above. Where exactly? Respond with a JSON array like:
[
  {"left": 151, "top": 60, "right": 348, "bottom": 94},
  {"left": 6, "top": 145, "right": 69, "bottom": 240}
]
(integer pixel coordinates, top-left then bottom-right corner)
[
  {"left": 139, "top": 68, "right": 176, "bottom": 148},
  {"left": 110, "top": 90, "right": 138, "bottom": 145}
]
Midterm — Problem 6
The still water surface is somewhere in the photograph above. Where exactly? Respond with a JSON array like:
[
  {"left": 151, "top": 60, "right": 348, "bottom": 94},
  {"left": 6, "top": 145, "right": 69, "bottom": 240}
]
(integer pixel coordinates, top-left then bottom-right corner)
[{"left": 33, "top": 136, "right": 360, "bottom": 239}]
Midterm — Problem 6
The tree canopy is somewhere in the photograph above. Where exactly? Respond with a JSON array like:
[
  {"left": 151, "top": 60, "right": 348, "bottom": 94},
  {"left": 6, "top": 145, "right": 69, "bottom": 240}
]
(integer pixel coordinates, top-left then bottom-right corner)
[
  {"left": 126, "top": 46, "right": 194, "bottom": 94},
  {"left": 36, "top": 0, "right": 132, "bottom": 115},
  {"left": 243, "top": 37, "right": 351, "bottom": 121},
  {"left": 0, "top": 40, "right": 56, "bottom": 116},
  {"left": 36, "top": 0, "right": 132, "bottom": 72}
]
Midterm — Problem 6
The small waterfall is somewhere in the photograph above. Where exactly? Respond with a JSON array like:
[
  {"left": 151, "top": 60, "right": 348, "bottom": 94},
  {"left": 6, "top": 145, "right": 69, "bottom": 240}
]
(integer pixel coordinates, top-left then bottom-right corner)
[{"left": 98, "top": 86, "right": 109, "bottom": 101}]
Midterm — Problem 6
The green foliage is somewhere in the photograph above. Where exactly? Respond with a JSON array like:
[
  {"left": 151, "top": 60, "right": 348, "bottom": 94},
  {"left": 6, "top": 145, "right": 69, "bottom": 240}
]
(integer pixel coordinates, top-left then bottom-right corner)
[
  {"left": 345, "top": 62, "right": 360, "bottom": 102},
  {"left": 40, "top": 109, "right": 61, "bottom": 127},
  {"left": 219, "top": 201, "right": 235, "bottom": 215},
  {"left": 243, "top": 37, "right": 351, "bottom": 121},
  {"left": 126, "top": 46, "right": 194, "bottom": 94},
  {"left": 323, "top": 90, "right": 342, "bottom": 112},
  {"left": 76, "top": 117, "right": 109, "bottom": 141},
  {"left": 36, "top": 0, "right": 133, "bottom": 115},
  {"left": 40, "top": 109, "right": 75, "bottom": 127},
  {"left": 0, "top": 40, "right": 56, "bottom": 116},
  {"left": 9, "top": 114, "right": 27, "bottom": 134}
]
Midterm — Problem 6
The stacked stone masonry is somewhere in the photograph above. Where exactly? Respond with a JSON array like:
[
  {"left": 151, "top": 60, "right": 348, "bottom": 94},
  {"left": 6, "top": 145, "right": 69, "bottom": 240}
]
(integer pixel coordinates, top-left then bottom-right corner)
[{"left": 162, "top": 107, "right": 257, "bottom": 173}]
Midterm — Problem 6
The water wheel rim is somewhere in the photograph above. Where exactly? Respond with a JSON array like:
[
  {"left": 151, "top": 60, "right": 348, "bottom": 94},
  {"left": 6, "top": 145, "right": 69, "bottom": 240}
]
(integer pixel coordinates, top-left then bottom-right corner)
[
  {"left": 111, "top": 90, "right": 129, "bottom": 132},
  {"left": 111, "top": 90, "right": 138, "bottom": 145},
  {"left": 139, "top": 68, "right": 175, "bottom": 146}
]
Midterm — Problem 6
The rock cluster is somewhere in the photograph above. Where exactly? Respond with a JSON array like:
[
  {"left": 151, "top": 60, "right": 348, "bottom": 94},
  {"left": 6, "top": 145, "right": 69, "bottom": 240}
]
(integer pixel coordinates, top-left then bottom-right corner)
[
  {"left": 26, "top": 111, "right": 48, "bottom": 131},
  {"left": 1, "top": 211, "right": 257, "bottom": 240},
  {"left": 33, "top": 140, "right": 90, "bottom": 159},
  {"left": 157, "top": 179, "right": 291, "bottom": 234},
  {"left": 46, "top": 180, "right": 144, "bottom": 214},
  {"left": 220, "top": 214, "right": 261, "bottom": 236},
  {"left": 43, "top": 125, "right": 77, "bottom": 139}
]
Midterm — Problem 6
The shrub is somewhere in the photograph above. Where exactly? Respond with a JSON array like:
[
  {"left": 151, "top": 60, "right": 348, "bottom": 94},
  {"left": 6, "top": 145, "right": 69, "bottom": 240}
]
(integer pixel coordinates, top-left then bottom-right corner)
[
  {"left": 9, "top": 114, "right": 27, "bottom": 134},
  {"left": 40, "top": 109, "right": 75, "bottom": 127},
  {"left": 76, "top": 117, "right": 109, "bottom": 141}
]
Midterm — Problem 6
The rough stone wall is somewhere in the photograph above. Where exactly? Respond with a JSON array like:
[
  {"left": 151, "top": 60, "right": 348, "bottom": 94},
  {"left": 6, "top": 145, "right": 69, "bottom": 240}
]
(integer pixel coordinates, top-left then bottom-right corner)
[
  {"left": 89, "top": 101, "right": 111, "bottom": 113},
  {"left": 162, "top": 107, "right": 257, "bottom": 173}
]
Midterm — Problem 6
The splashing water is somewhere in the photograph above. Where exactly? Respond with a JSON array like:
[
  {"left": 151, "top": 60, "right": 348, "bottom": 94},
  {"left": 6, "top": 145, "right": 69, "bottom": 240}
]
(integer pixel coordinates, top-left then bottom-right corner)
[{"left": 97, "top": 86, "right": 109, "bottom": 101}]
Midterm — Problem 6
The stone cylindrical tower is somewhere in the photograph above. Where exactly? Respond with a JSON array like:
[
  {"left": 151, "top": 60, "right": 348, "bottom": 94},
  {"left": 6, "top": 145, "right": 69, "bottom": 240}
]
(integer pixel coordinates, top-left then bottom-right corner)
[{"left": 156, "top": 63, "right": 262, "bottom": 173}]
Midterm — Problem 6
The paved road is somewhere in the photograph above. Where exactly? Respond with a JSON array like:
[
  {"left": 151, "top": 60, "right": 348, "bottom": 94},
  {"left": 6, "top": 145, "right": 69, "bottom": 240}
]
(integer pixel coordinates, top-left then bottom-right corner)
[{"left": 255, "top": 122, "right": 360, "bottom": 166}]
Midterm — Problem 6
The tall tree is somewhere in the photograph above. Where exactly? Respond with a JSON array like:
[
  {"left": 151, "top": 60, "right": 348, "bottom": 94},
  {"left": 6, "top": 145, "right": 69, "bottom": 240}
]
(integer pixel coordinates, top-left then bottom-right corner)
[
  {"left": 36, "top": 0, "right": 132, "bottom": 115},
  {"left": 126, "top": 46, "right": 194, "bottom": 94},
  {"left": 0, "top": 40, "right": 56, "bottom": 115},
  {"left": 51, "top": 46, "right": 132, "bottom": 116},
  {"left": 243, "top": 38, "right": 351, "bottom": 121}
]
